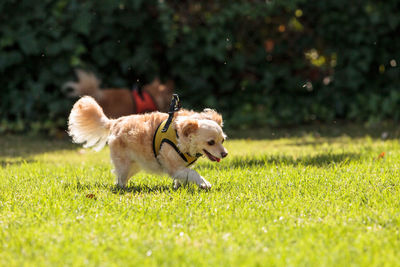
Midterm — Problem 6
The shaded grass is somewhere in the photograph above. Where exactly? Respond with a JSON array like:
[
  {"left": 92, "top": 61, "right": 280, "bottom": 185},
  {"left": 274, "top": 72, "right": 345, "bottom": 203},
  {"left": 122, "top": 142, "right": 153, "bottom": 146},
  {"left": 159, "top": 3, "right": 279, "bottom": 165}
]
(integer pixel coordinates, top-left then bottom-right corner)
[{"left": 1, "top": 129, "right": 400, "bottom": 266}]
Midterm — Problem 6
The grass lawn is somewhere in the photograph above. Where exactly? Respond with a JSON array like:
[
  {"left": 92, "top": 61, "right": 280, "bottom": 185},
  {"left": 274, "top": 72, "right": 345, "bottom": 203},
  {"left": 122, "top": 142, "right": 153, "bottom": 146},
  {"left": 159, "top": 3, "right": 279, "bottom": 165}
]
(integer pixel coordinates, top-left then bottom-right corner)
[{"left": 1, "top": 125, "right": 400, "bottom": 266}]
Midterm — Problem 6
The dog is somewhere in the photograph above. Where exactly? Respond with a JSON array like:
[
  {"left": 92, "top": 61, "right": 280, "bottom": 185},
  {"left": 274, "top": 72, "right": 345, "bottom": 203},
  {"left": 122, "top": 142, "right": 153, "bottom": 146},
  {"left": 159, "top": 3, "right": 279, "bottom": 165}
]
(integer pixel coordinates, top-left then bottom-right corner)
[
  {"left": 63, "top": 70, "right": 174, "bottom": 118},
  {"left": 68, "top": 96, "right": 228, "bottom": 189}
]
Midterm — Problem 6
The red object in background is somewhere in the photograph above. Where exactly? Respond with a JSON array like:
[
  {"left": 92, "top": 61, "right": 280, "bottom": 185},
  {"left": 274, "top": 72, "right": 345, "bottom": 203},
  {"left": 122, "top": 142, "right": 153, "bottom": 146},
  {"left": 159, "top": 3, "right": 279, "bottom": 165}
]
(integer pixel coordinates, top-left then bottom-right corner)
[{"left": 132, "top": 89, "right": 158, "bottom": 114}]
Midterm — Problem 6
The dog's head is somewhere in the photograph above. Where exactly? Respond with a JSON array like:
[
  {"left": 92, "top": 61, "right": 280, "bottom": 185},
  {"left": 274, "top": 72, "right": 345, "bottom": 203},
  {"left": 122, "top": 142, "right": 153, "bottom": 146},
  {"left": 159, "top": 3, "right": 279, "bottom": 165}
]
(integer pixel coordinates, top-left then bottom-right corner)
[
  {"left": 143, "top": 78, "right": 174, "bottom": 112},
  {"left": 176, "top": 109, "right": 228, "bottom": 162}
]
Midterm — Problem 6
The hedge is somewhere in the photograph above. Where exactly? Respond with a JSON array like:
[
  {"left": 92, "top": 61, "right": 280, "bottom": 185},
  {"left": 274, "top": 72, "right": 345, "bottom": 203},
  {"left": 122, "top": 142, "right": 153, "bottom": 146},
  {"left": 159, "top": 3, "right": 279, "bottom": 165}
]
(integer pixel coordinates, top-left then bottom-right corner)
[{"left": 0, "top": 0, "right": 399, "bottom": 133}]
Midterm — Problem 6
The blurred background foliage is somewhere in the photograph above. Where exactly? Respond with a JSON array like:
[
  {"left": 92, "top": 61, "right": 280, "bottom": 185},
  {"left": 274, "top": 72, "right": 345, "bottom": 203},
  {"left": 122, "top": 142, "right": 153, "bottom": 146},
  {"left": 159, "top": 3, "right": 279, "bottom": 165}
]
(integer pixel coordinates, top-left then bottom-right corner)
[{"left": 0, "top": 0, "right": 399, "bottom": 134}]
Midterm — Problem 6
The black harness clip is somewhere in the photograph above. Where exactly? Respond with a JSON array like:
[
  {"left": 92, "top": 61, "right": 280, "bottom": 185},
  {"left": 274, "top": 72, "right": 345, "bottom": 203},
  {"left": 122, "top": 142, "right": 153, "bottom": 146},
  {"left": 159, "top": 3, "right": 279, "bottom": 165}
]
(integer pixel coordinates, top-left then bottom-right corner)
[{"left": 162, "top": 94, "right": 180, "bottom": 133}]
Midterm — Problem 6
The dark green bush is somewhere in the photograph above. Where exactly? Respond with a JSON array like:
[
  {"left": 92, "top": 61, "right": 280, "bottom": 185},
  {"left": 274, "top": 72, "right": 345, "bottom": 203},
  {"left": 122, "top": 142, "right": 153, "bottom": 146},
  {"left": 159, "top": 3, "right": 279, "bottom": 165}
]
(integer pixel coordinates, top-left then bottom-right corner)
[{"left": 0, "top": 0, "right": 399, "bottom": 133}]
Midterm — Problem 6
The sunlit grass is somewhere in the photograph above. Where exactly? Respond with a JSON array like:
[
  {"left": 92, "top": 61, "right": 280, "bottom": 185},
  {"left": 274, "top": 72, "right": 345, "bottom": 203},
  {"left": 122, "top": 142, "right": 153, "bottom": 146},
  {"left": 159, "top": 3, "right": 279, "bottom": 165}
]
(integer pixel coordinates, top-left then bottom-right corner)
[{"left": 1, "top": 130, "right": 400, "bottom": 266}]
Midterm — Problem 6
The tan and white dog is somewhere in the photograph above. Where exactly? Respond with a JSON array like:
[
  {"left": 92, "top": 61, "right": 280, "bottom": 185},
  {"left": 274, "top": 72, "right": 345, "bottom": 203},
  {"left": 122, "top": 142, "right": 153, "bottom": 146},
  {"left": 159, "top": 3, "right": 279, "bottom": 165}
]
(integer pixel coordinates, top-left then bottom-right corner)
[
  {"left": 63, "top": 70, "right": 174, "bottom": 118},
  {"left": 68, "top": 96, "right": 228, "bottom": 189}
]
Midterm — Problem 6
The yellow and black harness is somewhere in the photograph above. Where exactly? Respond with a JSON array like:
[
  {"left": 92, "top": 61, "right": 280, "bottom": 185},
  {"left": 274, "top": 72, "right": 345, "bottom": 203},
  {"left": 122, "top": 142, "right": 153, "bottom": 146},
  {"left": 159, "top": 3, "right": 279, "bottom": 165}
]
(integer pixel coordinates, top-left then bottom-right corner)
[{"left": 152, "top": 95, "right": 200, "bottom": 167}]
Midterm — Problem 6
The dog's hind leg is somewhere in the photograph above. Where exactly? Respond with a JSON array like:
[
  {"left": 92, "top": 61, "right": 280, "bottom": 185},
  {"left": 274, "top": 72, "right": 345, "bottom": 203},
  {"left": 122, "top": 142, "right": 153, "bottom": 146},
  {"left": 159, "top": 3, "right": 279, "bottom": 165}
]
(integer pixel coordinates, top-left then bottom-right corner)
[
  {"left": 111, "top": 157, "right": 129, "bottom": 187},
  {"left": 112, "top": 160, "right": 140, "bottom": 188},
  {"left": 109, "top": 137, "right": 141, "bottom": 187}
]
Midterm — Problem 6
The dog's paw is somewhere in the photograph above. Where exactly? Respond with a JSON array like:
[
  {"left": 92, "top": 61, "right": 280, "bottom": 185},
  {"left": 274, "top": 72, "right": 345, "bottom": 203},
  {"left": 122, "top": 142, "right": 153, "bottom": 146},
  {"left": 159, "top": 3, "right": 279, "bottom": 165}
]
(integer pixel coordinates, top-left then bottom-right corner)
[
  {"left": 173, "top": 180, "right": 182, "bottom": 190},
  {"left": 199, "top": 180, "right": 212, "bottom": 190}
]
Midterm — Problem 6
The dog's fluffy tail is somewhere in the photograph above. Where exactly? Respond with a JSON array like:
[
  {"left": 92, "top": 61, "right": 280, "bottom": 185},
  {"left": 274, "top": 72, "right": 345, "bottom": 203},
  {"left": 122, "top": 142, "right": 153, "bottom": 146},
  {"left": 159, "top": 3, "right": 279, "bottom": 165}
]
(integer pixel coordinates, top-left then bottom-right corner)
[
  {"left": 63, "top": 70, "right": 103, "bottom": 99},
  {"left": 68, "top": 96, "right": 112, "bottom": 151}
]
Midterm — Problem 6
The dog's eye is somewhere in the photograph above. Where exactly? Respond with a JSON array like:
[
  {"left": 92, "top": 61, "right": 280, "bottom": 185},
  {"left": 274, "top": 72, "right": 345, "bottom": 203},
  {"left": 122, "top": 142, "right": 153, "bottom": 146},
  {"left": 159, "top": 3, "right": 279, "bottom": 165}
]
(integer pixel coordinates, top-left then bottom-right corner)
[
  {"left": 207, "top": 140, "right": 215, "bottom": 146},
  {"left": 222, "top": 138, "right": 225, "bottom": 144}
]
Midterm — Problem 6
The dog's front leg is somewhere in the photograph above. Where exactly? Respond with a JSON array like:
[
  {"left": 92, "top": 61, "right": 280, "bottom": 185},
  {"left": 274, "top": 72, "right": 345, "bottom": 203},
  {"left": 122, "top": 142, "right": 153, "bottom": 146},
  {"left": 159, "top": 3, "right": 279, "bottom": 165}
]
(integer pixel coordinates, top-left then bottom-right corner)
[
  {"left": 158, "top": 146, "right": 212, "bottom": 189},
  {"left": 173, "top": 168, "right": 212, "bottom": 189}
]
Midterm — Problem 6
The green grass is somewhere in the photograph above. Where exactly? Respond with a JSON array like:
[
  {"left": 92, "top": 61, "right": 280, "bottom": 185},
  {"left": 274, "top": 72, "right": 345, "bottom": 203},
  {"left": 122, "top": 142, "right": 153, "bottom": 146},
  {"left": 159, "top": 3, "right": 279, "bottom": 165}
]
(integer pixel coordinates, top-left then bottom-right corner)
[{"left": 1, "top": 128, "right": 400, "bottom": 266}]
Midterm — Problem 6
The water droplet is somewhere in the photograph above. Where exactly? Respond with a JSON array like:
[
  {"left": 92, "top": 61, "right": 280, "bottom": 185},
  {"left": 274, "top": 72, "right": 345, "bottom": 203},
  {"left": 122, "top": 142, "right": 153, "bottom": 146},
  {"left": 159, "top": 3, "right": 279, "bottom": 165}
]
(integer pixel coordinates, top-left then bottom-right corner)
[
  {"left": 390, "top": 59, "right": 397, "bottom": 67},
  {"left": 323, "top": 76, "right": 331, "bottom": 85},
  {"left": 303, "top": 81, "right": 313, "bottom": 91}
]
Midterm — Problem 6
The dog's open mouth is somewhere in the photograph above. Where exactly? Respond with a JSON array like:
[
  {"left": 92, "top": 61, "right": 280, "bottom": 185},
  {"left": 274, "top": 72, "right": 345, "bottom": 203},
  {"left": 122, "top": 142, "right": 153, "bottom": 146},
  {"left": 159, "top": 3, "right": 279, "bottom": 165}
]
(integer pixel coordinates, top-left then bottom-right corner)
[{"left": 203, "top": 149, "right": 220, "bottom": 162}]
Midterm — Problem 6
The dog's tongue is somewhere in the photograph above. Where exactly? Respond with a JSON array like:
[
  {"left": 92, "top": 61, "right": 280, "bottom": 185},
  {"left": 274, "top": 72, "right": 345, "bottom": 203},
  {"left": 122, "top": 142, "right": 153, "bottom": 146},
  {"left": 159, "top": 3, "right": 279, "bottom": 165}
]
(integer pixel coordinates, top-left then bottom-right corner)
[{"left": 216, "top": 158, "right": 220, "bottom": 162}]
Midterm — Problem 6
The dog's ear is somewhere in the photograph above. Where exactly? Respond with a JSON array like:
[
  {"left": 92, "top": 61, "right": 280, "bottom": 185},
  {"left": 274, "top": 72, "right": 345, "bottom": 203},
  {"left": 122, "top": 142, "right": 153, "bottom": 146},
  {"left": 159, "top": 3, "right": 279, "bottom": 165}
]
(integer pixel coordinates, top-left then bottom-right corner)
[
  {"left": 202, "top": 108, "right": 223, "bottom": 127},
  {"left": 180, "top": 119, "right": 199, "bottom": 137}
]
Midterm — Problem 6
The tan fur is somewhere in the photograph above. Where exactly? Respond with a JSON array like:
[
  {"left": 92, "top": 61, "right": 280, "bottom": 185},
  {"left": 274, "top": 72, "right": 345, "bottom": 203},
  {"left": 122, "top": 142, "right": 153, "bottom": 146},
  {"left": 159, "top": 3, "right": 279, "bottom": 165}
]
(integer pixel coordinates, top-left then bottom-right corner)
[
  {"left": 63, "top": 70, "right": 174, "bottom": 118},
  {"left": 201, "top": 108, "right": 223, "bottom": 126},
  {"left": 63, "top": 70, "right": 101, "bottom": 98},
  {"left": 68, "top": 96, "right": 112, "bottom": 151},
  {"left": 181, "top": 119, "right": 199, "bottom": 137},
  {"left": 68, "top": 96, "right": 228, "bottom": 189}
]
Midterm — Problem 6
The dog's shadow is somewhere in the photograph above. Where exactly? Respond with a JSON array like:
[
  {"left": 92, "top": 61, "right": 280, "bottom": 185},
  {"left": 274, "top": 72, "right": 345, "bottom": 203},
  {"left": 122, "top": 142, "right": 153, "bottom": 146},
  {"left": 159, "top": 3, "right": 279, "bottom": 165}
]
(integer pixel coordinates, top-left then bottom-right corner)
[
  {"left": 64, "top": 181, "right": 174, "bottom": 195},
  {"left": 111, "top": 184, "right": 173, "bottom": 194},
  {"left": 63, "top": 180, "right": 208, "bottom": 196}
]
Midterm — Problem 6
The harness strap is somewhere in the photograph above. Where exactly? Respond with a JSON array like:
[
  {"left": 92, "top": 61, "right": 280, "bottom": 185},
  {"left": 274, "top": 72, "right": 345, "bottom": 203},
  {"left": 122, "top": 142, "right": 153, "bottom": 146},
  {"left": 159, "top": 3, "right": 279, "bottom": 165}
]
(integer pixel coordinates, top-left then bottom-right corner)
[
  {"left": 162, "top": 94, "right": 180, "bottom": 132},
  {"left": 152, "top": 119, "right": 199, "bottom": 167}
]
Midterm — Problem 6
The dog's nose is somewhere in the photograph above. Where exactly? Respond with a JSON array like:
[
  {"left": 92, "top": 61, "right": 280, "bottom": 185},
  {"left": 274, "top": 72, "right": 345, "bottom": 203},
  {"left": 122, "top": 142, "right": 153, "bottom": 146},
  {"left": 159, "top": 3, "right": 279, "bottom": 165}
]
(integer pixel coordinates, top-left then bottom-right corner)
[{"left": 221, "top": 151, "right": 228, "bottom": 158}]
